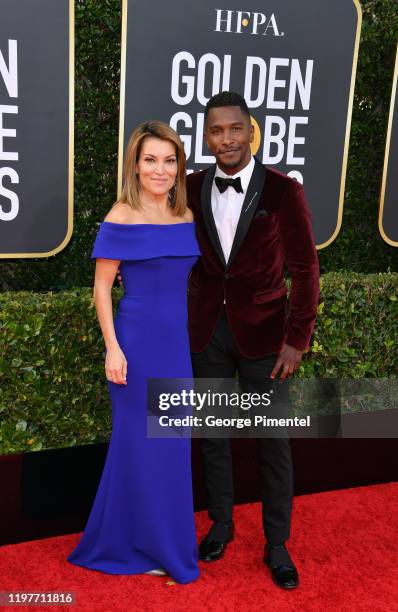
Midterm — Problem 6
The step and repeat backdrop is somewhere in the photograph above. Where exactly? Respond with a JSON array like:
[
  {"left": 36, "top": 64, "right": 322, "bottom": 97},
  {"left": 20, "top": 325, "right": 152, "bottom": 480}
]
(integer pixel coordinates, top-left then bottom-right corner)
[
  {"left": 119, "top": 0, "right": 362, "bottom": 248},
  {"left": 0, "top": 0, "right": 396, "bottom": 256},
  {"left": 0, "top": 0, "right": 74, "bottom": 258}
]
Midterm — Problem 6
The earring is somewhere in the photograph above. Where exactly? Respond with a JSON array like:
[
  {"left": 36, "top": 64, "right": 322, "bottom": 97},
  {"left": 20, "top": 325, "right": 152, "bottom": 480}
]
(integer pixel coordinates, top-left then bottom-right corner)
[{"left": 168, "top": 183, "right": 177, "bottom": 206}]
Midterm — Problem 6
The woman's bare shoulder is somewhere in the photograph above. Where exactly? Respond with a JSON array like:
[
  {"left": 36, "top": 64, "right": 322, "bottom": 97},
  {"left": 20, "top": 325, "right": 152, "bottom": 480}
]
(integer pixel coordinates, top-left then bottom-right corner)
[
  {"left": 103, "top": 202, "right": 135, "bottom": 224},
  {"left": 183, "top": 208, "right": 194, "bottom": 222}
]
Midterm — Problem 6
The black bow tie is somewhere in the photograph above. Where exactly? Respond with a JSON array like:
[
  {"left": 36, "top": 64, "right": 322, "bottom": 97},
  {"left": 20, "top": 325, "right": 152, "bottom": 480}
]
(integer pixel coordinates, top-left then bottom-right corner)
[{"left": 215, "top": 176, "right": 243, "bottom": 194}]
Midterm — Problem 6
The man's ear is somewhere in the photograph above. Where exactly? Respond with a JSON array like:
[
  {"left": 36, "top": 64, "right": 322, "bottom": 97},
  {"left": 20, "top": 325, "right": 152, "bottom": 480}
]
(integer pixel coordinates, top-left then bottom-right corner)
[{"left": 249, "top": 122, "right": 254, "bottom": 144}]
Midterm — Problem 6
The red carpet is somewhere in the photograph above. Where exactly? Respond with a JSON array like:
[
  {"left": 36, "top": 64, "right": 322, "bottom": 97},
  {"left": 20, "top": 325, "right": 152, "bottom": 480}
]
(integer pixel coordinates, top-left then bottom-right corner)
[{"left": 1, "top": 483, "right": 398, "bottom": 612}]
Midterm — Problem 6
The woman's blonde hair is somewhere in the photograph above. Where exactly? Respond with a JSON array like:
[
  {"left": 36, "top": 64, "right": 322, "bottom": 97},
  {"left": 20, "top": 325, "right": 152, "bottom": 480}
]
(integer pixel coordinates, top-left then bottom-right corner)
[{"left": 117, "top": 121, "right": 187, "bottom": 216}]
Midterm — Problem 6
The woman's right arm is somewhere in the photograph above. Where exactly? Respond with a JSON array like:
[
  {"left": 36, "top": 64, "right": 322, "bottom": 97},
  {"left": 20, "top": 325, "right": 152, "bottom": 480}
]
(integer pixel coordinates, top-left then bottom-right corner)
[{"left": 93, "top": 258, "right": 128, "bottom": 385}]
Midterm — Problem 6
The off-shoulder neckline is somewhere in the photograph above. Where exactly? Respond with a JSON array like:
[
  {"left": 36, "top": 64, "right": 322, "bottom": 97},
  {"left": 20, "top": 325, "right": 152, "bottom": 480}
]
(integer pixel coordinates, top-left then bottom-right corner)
[{"left": 101, "top": 221, "right": 195, "bottom": 227}]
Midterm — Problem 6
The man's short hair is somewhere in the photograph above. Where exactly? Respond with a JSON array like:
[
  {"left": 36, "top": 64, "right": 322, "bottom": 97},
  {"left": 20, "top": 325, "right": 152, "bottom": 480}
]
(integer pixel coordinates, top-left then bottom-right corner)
[{"left": 204, "top": 91, "right": 250, "bottom": 123}]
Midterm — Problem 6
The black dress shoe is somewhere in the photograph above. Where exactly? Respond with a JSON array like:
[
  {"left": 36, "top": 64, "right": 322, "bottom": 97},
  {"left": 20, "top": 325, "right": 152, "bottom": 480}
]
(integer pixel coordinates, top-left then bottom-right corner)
[
  {"left": 264, "top": 544, "right": 299, "bottom": 589},
  {"left": 199, "top": 522, "right": 235, "bottom": 562}
]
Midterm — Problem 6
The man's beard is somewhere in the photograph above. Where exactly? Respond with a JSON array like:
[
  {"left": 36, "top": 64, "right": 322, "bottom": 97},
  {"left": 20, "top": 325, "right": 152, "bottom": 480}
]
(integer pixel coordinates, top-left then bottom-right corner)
[{"left": 217, "top": 153, "right": 243, "bottom": 170}]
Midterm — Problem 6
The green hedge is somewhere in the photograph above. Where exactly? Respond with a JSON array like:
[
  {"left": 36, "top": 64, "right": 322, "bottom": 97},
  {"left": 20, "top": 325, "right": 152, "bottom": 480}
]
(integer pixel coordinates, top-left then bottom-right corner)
[
  {"left": 0, "top": 273, "right": 396, "bottom": 454},
  {"left": 0, "top": 0, "right": 397, "bottom": 292}
]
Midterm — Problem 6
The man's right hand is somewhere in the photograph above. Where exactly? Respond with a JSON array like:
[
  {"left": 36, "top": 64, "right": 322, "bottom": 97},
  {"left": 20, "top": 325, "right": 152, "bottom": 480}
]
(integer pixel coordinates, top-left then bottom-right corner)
[{"left": 116, "top": 268, "right": 123, "bottom": 287}]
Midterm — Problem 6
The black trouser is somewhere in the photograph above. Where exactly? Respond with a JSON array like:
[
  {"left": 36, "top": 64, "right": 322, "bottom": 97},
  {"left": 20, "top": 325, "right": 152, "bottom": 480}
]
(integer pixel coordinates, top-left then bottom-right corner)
[{"left": 191, "top": 307, "right": 293, "bottom": 546}]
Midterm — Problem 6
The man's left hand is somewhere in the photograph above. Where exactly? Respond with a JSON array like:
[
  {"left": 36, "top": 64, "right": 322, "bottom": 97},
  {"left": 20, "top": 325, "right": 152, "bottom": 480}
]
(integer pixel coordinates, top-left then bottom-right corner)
[{"left": 271, "top": 344, "right": 303, "bottom": 380}]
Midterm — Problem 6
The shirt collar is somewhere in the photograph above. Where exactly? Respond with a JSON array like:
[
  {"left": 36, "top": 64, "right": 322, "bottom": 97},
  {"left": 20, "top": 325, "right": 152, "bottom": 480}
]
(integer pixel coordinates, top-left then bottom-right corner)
[{"left": 214, "top": 156, "right": 255, "bottom": 194}]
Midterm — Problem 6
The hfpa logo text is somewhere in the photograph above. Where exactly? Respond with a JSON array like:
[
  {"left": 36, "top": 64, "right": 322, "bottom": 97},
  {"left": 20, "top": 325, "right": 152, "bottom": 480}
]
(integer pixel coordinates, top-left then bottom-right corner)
[{"left": 214, "top": 9, "right": 284, "bottom": 36}]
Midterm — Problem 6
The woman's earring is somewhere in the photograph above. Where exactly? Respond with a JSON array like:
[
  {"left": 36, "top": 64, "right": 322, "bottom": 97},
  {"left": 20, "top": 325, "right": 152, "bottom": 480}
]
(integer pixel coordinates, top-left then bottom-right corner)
[{"left": 168, "top": 182, "right": 177, "bottom": 206}]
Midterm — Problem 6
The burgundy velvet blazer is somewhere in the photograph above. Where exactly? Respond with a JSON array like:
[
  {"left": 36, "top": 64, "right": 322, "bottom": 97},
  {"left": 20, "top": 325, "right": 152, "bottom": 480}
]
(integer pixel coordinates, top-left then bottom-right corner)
[{"left": 186, "top": 158, "right": 320, "bottom": 358}]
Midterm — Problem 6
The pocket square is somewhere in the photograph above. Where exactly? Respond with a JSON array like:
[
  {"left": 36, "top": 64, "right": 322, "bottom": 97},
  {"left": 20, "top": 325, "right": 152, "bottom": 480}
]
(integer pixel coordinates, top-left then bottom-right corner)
[{"left": 254, "top": 209, "right": 269, "bottom": 219}]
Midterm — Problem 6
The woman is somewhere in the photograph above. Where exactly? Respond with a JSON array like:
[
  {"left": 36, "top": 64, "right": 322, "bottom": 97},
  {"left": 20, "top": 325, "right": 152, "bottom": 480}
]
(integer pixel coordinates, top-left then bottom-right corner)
[{"left": 68, "top": 121, "right": 200, "bottom": 584}]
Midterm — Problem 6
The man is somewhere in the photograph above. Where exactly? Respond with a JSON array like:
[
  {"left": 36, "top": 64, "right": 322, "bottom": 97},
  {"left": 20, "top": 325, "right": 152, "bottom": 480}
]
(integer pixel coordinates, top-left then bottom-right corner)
[{"left": 186, "top": 91, "right": 320, "bottom": 589}]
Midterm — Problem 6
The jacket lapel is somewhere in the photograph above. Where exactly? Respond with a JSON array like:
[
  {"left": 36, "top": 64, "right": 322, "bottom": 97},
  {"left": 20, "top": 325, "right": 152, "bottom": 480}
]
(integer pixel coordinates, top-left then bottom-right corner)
[
  {"left": 200, "top": 164, "right": 227, "bottom": 267},
  {"left": 227, "top": 159, "right": 266, "bottom": 269}
]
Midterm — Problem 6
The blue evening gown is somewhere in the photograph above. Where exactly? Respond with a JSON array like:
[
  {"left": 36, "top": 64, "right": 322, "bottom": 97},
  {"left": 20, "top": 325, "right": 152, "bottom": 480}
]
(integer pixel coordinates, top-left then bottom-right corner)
[{"left": 67, "top": 221, "right": 201, "bottom": 584}]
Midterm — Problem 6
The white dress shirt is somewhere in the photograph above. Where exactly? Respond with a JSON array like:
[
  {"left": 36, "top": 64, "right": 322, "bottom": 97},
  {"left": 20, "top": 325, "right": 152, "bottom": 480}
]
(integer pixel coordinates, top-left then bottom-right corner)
[{"left": 211, "top": 156, "right": 255, "bottom": 264}]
